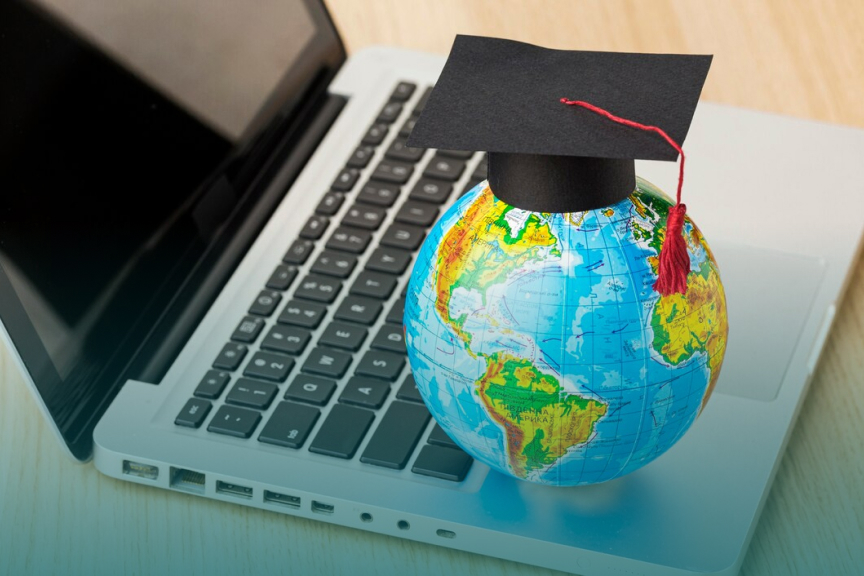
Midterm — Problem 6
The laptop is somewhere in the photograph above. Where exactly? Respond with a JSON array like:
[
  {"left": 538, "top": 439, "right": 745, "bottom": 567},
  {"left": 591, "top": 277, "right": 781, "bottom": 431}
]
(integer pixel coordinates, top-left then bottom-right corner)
[{"left": 2, "top": 1, "right": 864, "bottom": 574}]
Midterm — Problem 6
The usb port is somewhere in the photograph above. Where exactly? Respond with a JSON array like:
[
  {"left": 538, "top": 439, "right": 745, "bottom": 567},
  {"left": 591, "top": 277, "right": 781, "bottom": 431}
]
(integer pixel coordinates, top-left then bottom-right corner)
[
  {"left": 123, "top": 460, "right": 158, "bottom": 480},
  {"left": 264, "top": 490, "right": 301, "bottom": 509},
  {"left": 216, "top": 481, "right": 253, "bottom": 499},
  {"left": 169, "top": 467, "right": 205, "bottom": 494},
  {"left": 311, "top": 500, "right": 334, "bottom": 515}
]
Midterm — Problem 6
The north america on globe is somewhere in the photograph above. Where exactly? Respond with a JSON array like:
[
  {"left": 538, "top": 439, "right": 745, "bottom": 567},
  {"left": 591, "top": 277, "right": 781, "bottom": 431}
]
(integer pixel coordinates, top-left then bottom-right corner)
[{"left": 404, "top": 177, "right": 728, "bottom": 486}]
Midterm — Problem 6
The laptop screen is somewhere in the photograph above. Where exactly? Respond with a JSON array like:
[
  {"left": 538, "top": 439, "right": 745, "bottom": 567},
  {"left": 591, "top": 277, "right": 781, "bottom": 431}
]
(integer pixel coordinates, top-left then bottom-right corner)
[{"left": 0, "top": 0, "right": 343, "bottom": 458}]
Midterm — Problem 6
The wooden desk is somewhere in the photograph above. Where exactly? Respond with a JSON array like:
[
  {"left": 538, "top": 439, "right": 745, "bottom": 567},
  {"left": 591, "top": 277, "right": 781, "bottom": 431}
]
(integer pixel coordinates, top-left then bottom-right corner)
[{"left": 2, "top": 1, "right": 862, "bottom": 574}]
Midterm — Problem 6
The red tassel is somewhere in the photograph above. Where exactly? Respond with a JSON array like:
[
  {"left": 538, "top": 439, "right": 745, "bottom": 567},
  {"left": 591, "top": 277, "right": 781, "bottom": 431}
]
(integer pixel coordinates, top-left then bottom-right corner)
[
  {"left": 653, "top": 203, "right": 690, "bottom": 295},
  {"left": 560, "top": 98, "right": 691, "bottom": 295}
]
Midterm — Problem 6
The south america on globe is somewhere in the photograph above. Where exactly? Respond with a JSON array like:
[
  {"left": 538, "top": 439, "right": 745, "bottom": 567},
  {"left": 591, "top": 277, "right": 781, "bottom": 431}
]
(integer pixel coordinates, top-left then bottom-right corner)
[{"left": 403, "top": 36, "right": 729, "bottom": 486}]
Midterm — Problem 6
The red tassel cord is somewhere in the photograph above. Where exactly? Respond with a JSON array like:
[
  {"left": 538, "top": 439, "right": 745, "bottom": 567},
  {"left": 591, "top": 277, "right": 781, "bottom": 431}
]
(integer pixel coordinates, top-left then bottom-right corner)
[{"left": 560, "top": 98, "right": 690, "bottom": 296}]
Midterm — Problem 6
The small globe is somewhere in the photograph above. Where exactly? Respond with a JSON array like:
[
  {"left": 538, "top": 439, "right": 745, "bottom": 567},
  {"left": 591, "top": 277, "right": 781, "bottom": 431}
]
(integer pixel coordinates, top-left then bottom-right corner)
[{"left": 404, "top": 177, "right": 728, "bottom": 486}]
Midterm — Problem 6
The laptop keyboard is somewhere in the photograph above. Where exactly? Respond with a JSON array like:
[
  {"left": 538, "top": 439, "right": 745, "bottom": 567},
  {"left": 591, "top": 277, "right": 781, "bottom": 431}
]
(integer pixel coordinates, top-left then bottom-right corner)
[{"left": 174, "top": 82, "right": 486, "bottom": 483}]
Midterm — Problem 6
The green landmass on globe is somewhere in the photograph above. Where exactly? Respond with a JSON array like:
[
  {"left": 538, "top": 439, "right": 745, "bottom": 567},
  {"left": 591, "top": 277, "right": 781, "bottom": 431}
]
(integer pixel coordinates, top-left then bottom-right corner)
[{"left": 405, "top": 178, "right": 728, "bottom": 486}]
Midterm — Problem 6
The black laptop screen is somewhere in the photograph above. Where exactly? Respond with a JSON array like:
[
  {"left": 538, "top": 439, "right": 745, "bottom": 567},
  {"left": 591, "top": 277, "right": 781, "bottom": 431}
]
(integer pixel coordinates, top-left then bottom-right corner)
[{"left": 0, "top": 0, "right": 343, "bottom": 458}]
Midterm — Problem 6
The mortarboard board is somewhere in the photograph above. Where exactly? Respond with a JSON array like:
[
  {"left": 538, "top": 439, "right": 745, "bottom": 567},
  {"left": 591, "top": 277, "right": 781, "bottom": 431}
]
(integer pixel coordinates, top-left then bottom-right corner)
[{"left": 407, "top": 35, "right": 712, "bottom": 213}]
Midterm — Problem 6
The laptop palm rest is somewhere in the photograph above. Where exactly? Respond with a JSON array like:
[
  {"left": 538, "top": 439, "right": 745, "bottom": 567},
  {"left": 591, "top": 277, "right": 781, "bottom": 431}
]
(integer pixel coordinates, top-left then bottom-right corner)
[{"left": 710, "top": 241, "right": 825, "bottom": 402}]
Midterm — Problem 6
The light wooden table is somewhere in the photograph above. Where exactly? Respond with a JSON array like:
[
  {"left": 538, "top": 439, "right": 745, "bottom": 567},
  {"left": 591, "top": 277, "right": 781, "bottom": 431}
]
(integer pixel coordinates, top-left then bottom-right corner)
[{"left": 2, "top": 1, "right": 863, "bottom": 574}]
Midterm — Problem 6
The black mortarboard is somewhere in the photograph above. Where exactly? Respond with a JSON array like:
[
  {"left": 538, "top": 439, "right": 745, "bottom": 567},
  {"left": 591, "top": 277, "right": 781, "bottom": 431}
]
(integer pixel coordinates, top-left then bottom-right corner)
[{"left": 407, "top": 35, "right": 712, "bottom": 213}]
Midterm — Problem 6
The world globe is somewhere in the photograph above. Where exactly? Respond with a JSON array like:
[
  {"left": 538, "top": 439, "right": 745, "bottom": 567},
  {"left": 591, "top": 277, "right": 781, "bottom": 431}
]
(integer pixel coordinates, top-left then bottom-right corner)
[{"left": 404, "top": 177, "right": 728, "bottom": 486}]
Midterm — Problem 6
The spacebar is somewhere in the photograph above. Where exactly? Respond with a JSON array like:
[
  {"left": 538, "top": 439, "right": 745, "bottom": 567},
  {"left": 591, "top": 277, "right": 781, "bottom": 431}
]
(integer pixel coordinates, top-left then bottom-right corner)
[{"left": 360, "top": 401, "right": 431, "bottom": 469}]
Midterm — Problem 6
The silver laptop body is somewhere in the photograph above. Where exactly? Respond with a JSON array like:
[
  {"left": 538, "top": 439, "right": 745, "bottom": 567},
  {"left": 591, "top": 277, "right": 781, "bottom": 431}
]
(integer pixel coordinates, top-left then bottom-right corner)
[{"left": 3, "top": 2, "right": 864, "bottom": 575}]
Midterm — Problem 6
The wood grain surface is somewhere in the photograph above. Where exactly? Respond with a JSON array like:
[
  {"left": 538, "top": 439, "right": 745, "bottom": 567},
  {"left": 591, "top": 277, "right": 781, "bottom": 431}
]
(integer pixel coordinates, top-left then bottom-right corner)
[{"left": 2, "top": 1, "right": 863, "bottom": 575}]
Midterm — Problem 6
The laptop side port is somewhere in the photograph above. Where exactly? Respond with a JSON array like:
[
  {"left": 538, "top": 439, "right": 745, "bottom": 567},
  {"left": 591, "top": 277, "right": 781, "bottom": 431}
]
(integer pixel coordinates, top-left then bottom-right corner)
[
  {"left": 263, "top": 490, "right": 301, "bottom": 509},
  {"left": 311, "top": 500, "right": 334, "bottom": 515},
  {"left": 169, "top": 467, "right": 205, "bottom": 494},
  {"left": 216, "top": 481, "right": 253, "bottom": 500},
  {"left": 122, "top": 460, "right": 158, "bottom": 480}
]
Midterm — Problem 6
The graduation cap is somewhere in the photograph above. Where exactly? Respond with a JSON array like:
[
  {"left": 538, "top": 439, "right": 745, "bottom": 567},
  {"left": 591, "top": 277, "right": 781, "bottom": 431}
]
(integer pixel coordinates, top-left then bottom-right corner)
[{"left": 407, "top": 35, "right": 712, "bottom": 295}]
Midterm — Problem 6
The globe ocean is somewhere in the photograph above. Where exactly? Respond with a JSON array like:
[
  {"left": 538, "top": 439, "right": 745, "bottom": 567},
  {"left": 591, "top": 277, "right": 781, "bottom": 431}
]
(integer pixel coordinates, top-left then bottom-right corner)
[{"left": 404, "top": 177, "right": 728, "bottom": 486}]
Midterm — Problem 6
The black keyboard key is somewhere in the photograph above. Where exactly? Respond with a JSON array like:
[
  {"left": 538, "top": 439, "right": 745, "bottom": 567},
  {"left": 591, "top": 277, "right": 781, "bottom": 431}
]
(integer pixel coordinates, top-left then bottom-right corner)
[
  {"left": 285, "top": 375, "right": 337, "bottom": 405},
  {"left": 390, "top": 81, "right": 416, "bottom": 101},
  {"left": 438, "top": 149, "right": 474, "bottom": 159},
  {"left": 326, "top": 226, "right": 372, "bottom": 254},
  {"left": 334, "top": 296, "right": 382, "bottom": 325},
  {"left": 339, "top": 376, "right": 390, "bottom": 410},
  {"left": 231, "top": 316, "right": 265, "bottom": 343},
  {"left": 261, "top": 326, "right": 311, "bottom": 355},
  {"left": 366, "top": 248, "right": 411, "bottom": 275},
  {"left": 294, "top": 274, "right": 342, "bottom": 303},
  {"left": 194, "top": 370, "right": 231, "bottom": 400},
  {"left": 386, "top": 298, "right": 406, "bottom": 325},
  {"left": 350, "top": 271, "right": 397, "bottom": 300},
  {"left": 428, "top": 423, "right": 460, "bottom": 449},
  {"left": 213, "top": 343, "right": 248, "bottom": 370},
  {"left": 409, "top": 178, "right": 452, "bottom": 204},
  {"left": 175, "top": 398, "right": 212, "bottom": 428},
  {"left": 357, "top": 181, "right": 400, "bottom": 207},
  {"left": 342, "top": 204, "right": 387, "bottom": 230},
  {"left": 319, "top": 322, "right": 368, "bottom": 351},
  {"left": 243, "top": 351, "right": 295, "bottom": 383},
  {"left": 355, "top": 350, "right": 405, "bottom": 382},
  {"left": 266, "top": 264, "right": 298, "bottom": 291},
  {"left": 371, "top": 324, "right": 407, "bottom": 354},
  {"left": 412, "top": 86, "right": 433, "bottom": 116},
  {"left": 331, "top": 168, "right": 360, "bottom": 192},
  {"left": 398, "top": 116, "right": 417, "bottom": 138},
  {"left": 362, "top": 123, "right": 389, "bottom": 146},
  {"left": 208, "top": 405, "right": 262, "bottom": 438},
  {"left": 346, "top": 146, "right": 375, "bottom": 168},
  {"left": 302, "top": 347, "right": 353, "bottom": 379},
  {"left": 397, "top": 374, "right": 424, "bottom": 403},
  {"left": 423, "top": 155, "right": 466, "bottom": 181},
  {"left": 299, "top": 215, "right": 329, "bottom": 240},
  {"left": 376, "top": 101, "right": 403, "bottom": 124},
  {"left": 385, "top": 139, "right": 424, "bottom": 163},
  {"left": 277, "top": 300, "right": 327, "bottom": 329},
  {"left": 361, "top": 401, "right": 431, "bottom": 469},
  {"left": 371, "top": 159, "right": 413, "bottom": 184},
  {"left": 283, "top": 239, "right": 314, "bottom": 264},
  {"left": 311, "top": 250, "right": 357, "bottom": 278},
  {"left": 249, "top": 290, "right": 282, "bottom": 316},
  {"left": 225, "top": 378, "right": 279, "bottom": 410},
  {"left": 309, "top": 404, "right": 375, "bottom": 459},
  {"left": 315, "top": 192, "right": 345, "bottom": 216},
  {"left": 258, "top": 402, "right": 320, "bottom": 449},
  {"left": 412, "top": 444, "right": 473, "bottom": 482},
  {"left": 395, "top": 201, "right": 439, "bottom": 227},
  {"left": 380, "top": 223, "right": 426, "bottom": 250}
]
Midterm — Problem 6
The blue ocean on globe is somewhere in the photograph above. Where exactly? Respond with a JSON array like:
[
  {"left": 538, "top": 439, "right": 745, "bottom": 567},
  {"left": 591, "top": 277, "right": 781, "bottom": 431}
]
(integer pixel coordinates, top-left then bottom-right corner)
[{"left": 404, "top": 177, "right": 728, "bottom": 486}]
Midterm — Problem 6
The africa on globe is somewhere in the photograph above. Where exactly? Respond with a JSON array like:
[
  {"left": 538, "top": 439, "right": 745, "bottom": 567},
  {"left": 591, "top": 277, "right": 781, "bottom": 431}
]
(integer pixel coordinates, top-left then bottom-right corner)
[{"left": 404, "top": 178, "right": 728, "bottom": 486}]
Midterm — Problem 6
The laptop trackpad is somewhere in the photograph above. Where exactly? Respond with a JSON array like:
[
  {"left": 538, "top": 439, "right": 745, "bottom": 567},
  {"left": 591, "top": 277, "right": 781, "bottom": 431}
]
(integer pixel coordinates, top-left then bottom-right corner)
[{"left": 711, "top": 242, "right": 825, "bottom": 401}]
